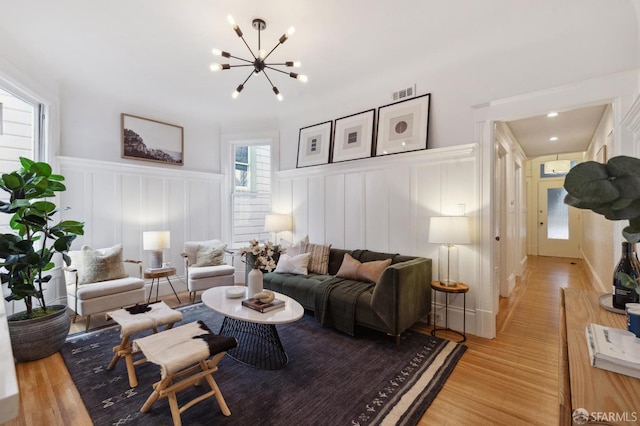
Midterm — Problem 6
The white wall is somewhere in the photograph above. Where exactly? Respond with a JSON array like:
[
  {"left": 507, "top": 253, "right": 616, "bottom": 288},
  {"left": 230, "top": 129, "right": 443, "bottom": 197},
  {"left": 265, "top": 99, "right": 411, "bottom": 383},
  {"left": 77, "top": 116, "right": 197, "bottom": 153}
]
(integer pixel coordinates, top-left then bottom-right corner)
[{"left": 275, "top": 144, "right": 483, "bottom": 336}]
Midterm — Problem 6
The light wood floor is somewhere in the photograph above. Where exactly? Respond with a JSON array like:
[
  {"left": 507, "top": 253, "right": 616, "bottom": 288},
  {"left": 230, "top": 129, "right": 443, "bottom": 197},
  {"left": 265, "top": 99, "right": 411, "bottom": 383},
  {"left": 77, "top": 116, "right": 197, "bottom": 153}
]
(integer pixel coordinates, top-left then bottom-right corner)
[{"left": 2, "top": 256, "right": 592, "bottom": 426}]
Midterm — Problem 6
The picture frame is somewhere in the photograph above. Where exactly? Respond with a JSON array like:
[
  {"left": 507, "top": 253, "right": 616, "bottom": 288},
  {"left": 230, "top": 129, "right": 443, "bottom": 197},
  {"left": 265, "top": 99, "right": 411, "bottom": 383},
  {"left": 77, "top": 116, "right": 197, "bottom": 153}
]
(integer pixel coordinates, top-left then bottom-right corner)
[
  {"left": 296, "top": 121, "right": 333, "bottom": 168},
  {"left": 374, "top": 93, "right": 430, "bottom": 157},
  {"left": 121, "top": 113, "right": 184, "bottom": 166},
  {"left": 331, "top": 109, "right": 375, "bottom": 163}
]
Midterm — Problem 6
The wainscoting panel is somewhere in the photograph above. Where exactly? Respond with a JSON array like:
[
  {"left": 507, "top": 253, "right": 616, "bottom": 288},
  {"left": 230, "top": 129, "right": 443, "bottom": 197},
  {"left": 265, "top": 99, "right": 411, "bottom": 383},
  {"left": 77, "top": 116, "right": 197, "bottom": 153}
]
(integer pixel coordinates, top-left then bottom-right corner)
[
  {"left": 344, "top": 172, "right": 365, "bottom": 250},
  {"left": 324, "top": 174, "right": 345, "bottom": 249},
  {"left": 365, "top": 169, "right": 389, "bottom": 252},
  {"left": 55, "top": 156, "right": 224, "bottom": 305},
  {"left": 276, "top": 144, "right": 481, "bottom": 335}
]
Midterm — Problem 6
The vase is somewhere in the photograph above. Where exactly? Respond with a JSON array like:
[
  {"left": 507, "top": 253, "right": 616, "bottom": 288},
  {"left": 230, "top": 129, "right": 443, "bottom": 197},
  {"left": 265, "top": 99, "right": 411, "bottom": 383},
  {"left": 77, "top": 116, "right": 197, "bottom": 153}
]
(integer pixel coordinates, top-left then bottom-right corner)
[
  {"left": 612, "top": 242, "right": 640, "bottom": 310},
  {"left": 247, "top": 267, "right": 263, "bottom": 298}
]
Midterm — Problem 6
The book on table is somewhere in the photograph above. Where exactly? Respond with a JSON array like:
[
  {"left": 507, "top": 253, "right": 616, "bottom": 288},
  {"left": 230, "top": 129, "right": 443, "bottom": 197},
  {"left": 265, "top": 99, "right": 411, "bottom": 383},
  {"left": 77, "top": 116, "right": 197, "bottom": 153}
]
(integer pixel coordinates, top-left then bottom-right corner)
[
  {"left": 242, "top": 297, "right": 285, "bottom": 313},
  {"left": 585, "top": 323, "right": 640, "bottom": 379}
]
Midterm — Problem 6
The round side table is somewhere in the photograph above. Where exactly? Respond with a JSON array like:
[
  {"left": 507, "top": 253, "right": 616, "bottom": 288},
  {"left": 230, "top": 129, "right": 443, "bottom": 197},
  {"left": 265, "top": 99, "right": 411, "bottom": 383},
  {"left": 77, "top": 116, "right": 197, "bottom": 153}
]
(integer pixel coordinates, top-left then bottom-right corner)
[{"left": 431, "top": 280, "right": 469, "bottom": 343}]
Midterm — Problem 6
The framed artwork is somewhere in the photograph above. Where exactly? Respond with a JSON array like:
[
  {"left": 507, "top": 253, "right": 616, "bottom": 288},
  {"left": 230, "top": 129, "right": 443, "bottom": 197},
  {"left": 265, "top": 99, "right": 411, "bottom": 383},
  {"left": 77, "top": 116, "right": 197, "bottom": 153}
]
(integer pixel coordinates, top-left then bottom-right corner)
[
  {"left": 331, "top": 109, "right": 375, "bottom": 163},
  {"left": 375, "top": 93, "right": 430, "bottom": 157},
  {"left": 121, "top": 113, "right": 184, "bottom": 166},
  {"left": 297, "top": 121, "right": 332, "bottom": 168}
]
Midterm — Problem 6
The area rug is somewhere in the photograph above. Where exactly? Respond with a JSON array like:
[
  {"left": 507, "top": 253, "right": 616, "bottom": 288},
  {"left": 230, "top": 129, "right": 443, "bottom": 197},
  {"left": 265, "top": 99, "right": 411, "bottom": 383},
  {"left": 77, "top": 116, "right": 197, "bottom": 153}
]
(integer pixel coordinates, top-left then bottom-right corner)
[{"left": 61, "top": 303, "right": 466, "bottom": 426}]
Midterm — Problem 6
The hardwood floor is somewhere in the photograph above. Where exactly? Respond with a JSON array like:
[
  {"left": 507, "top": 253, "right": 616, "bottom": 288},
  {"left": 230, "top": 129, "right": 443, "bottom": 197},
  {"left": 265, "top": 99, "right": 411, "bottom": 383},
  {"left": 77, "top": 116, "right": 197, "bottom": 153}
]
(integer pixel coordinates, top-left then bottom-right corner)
[{"left": 2, "top": 256, "right": 593, "bottom": 426}]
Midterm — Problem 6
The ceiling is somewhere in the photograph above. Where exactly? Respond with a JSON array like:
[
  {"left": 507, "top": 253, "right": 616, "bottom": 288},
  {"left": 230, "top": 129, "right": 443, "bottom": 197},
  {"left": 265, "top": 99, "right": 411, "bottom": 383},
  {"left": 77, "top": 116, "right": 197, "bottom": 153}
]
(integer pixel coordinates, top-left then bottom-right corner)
[
  {"left": 0, "top": 1, "right": 630, "bottom": 155},
  {"left": 504, "top": 104, "right": 608, "bottom": 158}
]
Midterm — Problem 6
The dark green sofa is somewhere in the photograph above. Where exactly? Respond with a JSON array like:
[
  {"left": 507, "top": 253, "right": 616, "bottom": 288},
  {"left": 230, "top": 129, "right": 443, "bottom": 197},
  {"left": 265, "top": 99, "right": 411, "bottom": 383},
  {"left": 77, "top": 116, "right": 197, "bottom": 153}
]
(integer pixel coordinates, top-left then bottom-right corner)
[{"left": 247, "top": 248, "right": 432, "bottom": 346}]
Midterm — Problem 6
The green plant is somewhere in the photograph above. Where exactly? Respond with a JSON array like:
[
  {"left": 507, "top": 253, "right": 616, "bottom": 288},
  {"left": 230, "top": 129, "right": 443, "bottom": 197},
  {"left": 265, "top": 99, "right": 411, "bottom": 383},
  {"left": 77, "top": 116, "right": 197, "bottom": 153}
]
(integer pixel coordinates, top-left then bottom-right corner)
[
  {"left": 0, "top": 157, "right": 84, "bottom": 318},
  {"left": 564, "top": 155, "right": 640, "bottom": 294}
]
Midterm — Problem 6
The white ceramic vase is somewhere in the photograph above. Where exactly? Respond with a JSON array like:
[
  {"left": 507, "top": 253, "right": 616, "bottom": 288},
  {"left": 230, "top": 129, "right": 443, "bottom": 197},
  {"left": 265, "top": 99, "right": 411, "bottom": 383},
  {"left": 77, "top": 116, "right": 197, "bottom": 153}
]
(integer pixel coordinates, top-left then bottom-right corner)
[{"left": 247, "top": 267, "right": 263, "bottom": 298}]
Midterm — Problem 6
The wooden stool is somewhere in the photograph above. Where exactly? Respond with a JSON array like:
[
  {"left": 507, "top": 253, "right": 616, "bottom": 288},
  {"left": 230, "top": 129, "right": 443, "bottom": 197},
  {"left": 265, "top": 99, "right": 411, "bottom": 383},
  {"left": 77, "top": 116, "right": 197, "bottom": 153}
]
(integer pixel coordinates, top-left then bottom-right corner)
[
  {"left": 133, "top": 320, "right": 237, "bottom": 426},
  {"left": 106, "top": 301, "right": 183, "bottom": 387}
]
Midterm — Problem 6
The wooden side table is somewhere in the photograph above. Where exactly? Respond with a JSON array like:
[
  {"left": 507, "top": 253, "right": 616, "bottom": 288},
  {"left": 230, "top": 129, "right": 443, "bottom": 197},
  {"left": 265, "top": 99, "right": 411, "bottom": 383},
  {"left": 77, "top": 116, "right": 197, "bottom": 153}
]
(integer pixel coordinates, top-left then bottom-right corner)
[
  {"left": 144, "top": 267, "right": 180, "bottom": 303},
  {"left": 431, "top": 280, "right": 469, "bottom": 343}
]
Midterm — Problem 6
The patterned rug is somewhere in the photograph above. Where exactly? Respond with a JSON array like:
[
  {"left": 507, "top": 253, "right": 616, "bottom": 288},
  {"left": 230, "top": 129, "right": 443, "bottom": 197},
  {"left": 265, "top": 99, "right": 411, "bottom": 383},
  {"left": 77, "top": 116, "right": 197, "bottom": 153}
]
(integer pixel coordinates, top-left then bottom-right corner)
[{"left": 61, "top": 303, "right": 466, "bottom": 426}]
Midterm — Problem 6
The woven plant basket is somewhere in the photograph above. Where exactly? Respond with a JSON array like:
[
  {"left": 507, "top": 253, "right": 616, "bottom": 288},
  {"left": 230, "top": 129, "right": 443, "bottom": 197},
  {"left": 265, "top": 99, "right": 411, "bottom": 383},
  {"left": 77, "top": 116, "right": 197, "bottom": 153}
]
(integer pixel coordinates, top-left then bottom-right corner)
[{"left": 8, "top": 305, "right": 71, "bottom": 362}]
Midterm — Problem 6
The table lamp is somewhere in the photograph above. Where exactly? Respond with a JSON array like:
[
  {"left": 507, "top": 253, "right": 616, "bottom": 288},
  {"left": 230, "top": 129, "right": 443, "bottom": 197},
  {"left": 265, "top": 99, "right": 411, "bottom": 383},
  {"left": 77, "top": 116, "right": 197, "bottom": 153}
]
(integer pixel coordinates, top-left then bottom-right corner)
[
  {"left": 264, "top": 214, "right": 292, "bottom": 243},
  {"left": 143, "top": 231, "right": 170, "bottom": 268},
  {"left": 428, "top": 216, "right": 471, "bottom": 286}
]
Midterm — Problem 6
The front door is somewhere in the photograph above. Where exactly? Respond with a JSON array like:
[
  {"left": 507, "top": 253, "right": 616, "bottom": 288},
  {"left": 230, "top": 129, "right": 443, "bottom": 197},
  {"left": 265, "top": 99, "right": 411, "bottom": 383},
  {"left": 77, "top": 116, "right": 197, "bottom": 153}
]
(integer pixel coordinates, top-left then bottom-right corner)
[{"left": 537, "top": 180, "right": 580, "bottom": 258}]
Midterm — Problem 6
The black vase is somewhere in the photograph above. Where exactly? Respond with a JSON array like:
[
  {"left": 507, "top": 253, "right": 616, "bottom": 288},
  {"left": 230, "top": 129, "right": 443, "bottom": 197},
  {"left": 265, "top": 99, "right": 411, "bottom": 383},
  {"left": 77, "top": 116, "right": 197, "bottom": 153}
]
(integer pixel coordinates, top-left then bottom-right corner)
[{"left": 612, "top": 242, "right": 640, "bottom": 310}]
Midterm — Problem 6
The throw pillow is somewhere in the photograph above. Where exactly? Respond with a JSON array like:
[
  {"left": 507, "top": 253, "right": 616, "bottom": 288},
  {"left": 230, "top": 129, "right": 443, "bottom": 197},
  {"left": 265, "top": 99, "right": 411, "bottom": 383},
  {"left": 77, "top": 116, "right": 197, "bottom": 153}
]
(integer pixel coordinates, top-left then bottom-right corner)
[
  {"left": 281, "top": 235, "right": 309, "bottom": 257},
  {"left": 79, "top": 244, "right": 127, "bottom": 284},
  {"left": 274, "top": 252, "right": 311, "bottom": 275},
  {"left": 194, "top": 243, "right": 227, "bottom": 267},
  {"left": 336, "top": 253, "right": 392, "bottom": 284},
  {"left": 302, "top": 242, "right": 331, "bottom": 275}
]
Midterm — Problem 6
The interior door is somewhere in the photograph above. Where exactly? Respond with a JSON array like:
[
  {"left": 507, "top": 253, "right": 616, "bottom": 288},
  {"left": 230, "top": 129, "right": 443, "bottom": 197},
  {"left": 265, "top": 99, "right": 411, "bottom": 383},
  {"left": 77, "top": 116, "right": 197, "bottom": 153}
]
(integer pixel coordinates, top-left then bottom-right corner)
[{"left": 537, "top": 180, "right": 580, "bottom": 257}]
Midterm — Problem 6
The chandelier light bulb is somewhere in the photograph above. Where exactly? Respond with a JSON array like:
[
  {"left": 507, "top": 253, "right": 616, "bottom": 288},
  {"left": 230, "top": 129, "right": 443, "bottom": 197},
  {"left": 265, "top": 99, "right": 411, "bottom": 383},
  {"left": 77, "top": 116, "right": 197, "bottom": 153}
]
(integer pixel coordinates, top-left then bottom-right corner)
[
  {"left": 259, "top": 49, "right": 267, "bottom": 59},
  {"left": 298, "top": 74, "right": 308, "bottom": 83},
  {"left": 210, "top": 63, "right": 222, "bottom": 72},
  {"left": 277, "top": 93, "right": 283, "bottom": 101},
  {"left": 293, "top": 61, "right": 301, "bottom": 68},
  {"left": 232, "top": 90, "right": 240, "bottom": 99},
  {"left": 212, "top": 48, "right": 222, "bottom": 56},
  {"left": 227, "top": 14, "right": 236, "bottom": 27},
  {"left": 287, "top": 27, "right": 296, "bottom": 36}
]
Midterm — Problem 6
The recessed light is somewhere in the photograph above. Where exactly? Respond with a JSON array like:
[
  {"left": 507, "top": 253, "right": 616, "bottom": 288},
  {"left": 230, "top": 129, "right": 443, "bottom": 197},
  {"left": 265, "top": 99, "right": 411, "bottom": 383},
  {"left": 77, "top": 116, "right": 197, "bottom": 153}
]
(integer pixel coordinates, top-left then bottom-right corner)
[
  {"left": 547, "top": 112, "right": 559, "bottom": 118},
  {"left": 549, "top": 136, "right": 559, "bottom": 141}
]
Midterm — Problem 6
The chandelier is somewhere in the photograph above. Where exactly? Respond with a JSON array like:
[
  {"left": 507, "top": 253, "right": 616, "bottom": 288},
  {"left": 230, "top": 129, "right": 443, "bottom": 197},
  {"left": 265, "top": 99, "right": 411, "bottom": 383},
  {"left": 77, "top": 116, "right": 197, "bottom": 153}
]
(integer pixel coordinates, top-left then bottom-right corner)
[{"left": 210, "top": 15, "right": 308, "bottom": 101}]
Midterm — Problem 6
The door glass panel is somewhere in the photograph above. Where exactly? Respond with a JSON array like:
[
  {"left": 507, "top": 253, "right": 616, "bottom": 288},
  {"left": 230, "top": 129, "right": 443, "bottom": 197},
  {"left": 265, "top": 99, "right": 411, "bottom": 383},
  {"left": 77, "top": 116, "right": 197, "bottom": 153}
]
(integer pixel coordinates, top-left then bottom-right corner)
[{"left": 547, "top": 187, "right": 569, "bottom": 240}]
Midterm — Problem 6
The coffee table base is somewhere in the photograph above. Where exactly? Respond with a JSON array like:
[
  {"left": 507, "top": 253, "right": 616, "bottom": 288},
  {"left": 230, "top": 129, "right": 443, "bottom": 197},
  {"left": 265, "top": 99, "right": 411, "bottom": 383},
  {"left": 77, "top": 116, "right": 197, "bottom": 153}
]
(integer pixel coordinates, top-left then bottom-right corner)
[{"left": 219, "top": 316, "right": 288, "bottom": 370}]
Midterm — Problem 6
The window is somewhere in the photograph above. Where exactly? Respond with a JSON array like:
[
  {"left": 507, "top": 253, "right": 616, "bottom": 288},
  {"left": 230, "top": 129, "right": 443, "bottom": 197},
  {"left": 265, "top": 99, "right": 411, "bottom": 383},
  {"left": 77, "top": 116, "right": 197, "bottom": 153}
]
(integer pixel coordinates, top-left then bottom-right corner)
[
  {"left": 0, "top": 86, "right": 43, "bottom": 229},
  {"left": 231, "top": 144, "right": 272, "bottom": 246}
]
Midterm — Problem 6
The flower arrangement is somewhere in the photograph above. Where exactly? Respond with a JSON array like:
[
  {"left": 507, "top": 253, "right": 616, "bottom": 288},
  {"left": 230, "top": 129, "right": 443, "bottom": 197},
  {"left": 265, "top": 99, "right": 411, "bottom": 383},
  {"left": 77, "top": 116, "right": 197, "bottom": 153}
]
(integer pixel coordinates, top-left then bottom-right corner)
[{"left": 240, "top": 239, "right": 283, "bottom": 272}]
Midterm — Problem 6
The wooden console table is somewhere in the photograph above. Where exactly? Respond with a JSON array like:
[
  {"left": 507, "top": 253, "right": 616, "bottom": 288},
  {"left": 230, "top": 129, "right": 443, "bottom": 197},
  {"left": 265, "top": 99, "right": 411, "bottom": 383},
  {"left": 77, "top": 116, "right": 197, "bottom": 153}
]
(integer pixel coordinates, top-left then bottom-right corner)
[{"left": 560, "top": 288, "right": 640, "bottom": 425}]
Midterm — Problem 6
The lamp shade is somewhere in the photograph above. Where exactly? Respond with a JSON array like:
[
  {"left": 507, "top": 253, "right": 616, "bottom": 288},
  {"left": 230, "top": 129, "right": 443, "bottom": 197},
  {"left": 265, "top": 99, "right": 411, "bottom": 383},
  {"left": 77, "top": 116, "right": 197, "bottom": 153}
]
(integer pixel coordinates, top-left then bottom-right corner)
[
  {"left": 428, "top": 216, "right": 471, "bottom": 245},
  {"left": 264, "top": 214, "right": 292, "bottom": 233},
  {"left": 143, "top": 231, "right": 171, "bottom": 251}
]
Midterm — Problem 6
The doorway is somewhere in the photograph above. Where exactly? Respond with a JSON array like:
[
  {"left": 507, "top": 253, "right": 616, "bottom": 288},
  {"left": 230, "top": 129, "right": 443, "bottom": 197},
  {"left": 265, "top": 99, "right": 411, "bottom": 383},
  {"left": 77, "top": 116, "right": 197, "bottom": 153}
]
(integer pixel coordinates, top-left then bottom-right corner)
[{"left": 536, "top": 179, "right": 580, "bottom": 258}]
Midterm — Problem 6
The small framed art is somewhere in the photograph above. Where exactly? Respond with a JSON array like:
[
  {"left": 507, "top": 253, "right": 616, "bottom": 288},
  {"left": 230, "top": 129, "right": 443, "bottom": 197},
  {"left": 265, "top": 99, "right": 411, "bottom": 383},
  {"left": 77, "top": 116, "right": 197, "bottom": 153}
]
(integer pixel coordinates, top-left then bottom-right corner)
[
  {"left": 375, "top": 93, "right": 430, "bottom": 157},
  {"left": 121, "top": 113, "right": 184, "bottom": 166},
  {"left": 331, "top": 109, "right": 375, "bottom": 163},
  {"left": 297, "top": 121, "right": 333, "bottom": 168}
]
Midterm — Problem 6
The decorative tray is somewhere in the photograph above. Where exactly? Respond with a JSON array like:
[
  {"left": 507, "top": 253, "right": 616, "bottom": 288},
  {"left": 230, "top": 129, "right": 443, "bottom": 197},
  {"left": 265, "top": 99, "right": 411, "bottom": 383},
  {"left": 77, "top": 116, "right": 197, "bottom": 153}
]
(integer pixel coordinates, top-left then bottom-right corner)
[
  {"left": 226, "top": 287, "right": 246, "bottom": 299},
  {"left": 599, "top": 293, "right": 626, "bottom": 315}
]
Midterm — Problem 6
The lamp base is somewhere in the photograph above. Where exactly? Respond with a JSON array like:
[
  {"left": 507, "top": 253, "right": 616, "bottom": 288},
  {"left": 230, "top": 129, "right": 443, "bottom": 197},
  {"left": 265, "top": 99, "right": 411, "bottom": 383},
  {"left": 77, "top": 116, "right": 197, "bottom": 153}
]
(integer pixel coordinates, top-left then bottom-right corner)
[
  {"left": 440, "top": 280, "right": 459, "bottom": 287},
  {"left": 149, "top": 251, "right": 163, "bottom": 269},
  {"left": 438, "top": 244, "right": 459, "bottom": 287}
]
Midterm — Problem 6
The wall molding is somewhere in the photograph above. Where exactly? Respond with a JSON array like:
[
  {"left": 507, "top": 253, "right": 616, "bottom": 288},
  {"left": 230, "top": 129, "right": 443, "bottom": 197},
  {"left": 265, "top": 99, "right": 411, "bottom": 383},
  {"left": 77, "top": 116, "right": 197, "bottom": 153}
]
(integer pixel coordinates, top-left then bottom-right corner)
[{"left": 276, "top": 144, "right": 478, "bottom": 179}]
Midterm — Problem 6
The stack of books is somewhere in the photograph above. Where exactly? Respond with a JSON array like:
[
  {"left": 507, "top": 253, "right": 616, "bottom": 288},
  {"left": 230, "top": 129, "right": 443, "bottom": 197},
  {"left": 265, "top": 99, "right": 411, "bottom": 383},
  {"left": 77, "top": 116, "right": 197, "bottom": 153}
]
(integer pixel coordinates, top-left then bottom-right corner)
[
  {"left": 585, "top": 323, "right": 640, "bottom": 379},
  {"left": 242, "top": 297, "right": 285, "bottom": 313}
]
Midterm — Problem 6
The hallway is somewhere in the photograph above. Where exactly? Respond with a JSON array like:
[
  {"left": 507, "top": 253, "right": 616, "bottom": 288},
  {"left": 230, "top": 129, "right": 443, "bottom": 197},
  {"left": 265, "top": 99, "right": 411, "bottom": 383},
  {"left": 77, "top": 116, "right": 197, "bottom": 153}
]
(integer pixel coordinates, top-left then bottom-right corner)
[{"left": 422, "top": 255, "right": 592, "bottom": 425}]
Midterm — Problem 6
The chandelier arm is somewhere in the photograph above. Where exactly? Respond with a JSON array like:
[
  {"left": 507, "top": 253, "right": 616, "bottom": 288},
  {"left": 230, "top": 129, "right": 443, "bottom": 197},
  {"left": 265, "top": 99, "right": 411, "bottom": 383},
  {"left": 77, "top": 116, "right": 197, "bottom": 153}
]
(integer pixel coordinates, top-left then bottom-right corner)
[
  {"left": 240, "top": 69, "right": 255, "bottom": 86},
  {"left": 238, "top": 35, "right": 257, "bottom": 60},
  {"left": 263, "top": 66, "right": 289, "bottom": 76},
  {"left": 228, "top": 64, "right": 255, "bottom": 68},
  {"left": 262, "top": 41, "right": 283, "bottom": 62},
  {"left": 228, "top": 55, "right": 254, "bottom": 64},
  {"left": 261, "top": 69, "right": 277, "bottom": 89}
]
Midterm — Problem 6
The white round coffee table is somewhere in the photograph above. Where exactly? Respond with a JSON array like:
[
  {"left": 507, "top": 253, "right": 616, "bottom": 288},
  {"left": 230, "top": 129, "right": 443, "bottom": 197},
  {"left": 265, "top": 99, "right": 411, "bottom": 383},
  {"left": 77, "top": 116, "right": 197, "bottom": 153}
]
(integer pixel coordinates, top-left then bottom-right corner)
[{"left": 201, "top": 286, "right": 304, "bottom": 369}]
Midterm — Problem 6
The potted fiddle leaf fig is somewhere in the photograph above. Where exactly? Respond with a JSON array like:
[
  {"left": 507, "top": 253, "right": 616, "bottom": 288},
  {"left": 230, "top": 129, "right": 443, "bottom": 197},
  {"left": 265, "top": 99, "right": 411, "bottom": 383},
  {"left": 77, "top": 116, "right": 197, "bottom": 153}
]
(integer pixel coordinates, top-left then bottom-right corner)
[
  {"left": 0, "top": 157, "right": 84, "bottom": 361},
  {"left": 563, "top": 155, "right": 640, "bottom": 308}
]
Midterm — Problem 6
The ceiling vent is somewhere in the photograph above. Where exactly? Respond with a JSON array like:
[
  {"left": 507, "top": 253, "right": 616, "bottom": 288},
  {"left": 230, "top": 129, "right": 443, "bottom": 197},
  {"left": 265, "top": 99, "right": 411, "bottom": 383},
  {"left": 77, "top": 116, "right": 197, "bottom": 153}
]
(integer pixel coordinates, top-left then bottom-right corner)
[{"left": 392, "top": 85, "right": 416, "bottom": 101}]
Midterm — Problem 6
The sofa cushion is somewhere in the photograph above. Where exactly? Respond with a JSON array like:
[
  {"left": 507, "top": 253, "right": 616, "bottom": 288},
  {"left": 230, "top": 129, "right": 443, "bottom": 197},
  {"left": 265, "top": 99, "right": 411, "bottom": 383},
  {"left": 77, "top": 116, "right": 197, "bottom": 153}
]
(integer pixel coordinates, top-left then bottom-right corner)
[
  {"left": 274, "top": 253, "right": 311, "bottom": 275},
  {"left": 194, "top": 243, "right": 227, "bottom": 267},
  {"left": 302, "top": 242, "right": 331, "bottom": 275},
  {"left": 69, "top": 276, "right": 144, "bottom": 299},
  {"left": 69, "top": 245, "right": 128, "bottom": 285},
  {"left": 189, "top": 264, "right": 235, "bottom": 280},
  {"left": 336, "top": 253, "right": 391, "bottom": 284}
]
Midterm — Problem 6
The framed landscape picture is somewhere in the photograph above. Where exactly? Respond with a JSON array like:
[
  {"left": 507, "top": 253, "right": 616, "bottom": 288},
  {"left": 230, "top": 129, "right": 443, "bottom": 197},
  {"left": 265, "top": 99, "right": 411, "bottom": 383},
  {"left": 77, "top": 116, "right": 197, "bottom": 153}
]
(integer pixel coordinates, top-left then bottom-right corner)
[
  {"left": 297, "top": 121, "right": 332, "bottom": 168},
  {"left": 331, "top": 109, "right": 375, "bottom": 163},
  {"left": 121, "top": 113, "right": 184, "bottom": 166},
  {"left": 375, "top": 93, "right": 430, "bottom": 157}
]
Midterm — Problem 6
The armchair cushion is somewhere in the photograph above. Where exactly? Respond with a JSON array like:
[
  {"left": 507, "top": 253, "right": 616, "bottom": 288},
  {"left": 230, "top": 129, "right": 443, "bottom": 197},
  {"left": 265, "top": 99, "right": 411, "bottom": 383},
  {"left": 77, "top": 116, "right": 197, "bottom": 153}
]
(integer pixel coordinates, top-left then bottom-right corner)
[
  {"left": 68, "top": 244, "right": 127, "bottom": 284},
  {"left": 69, "top": 276, "right": 144, "bottom": 300},
  {"left": 194, "top": 243, "right": 227, "bottom": 267},
  {"left": 188, "top": 264, "right": 235, "bottom": 280}
]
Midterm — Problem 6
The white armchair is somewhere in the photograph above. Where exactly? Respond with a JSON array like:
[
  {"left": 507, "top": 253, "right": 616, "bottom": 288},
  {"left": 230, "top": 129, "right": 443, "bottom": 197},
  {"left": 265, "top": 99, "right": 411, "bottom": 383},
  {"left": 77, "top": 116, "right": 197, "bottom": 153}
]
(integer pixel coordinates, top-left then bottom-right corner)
[
  {"left": 65, "top": 244, "right": 146, "bottom": 331},
  {"left": 181, "top": 239, "right": 235, "bottom": 303}
]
